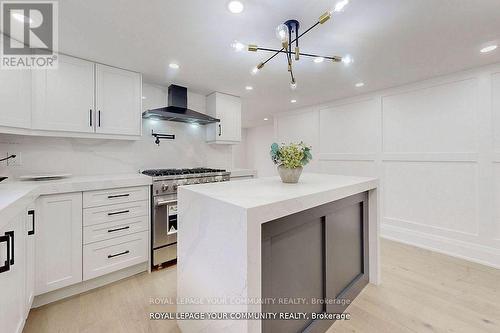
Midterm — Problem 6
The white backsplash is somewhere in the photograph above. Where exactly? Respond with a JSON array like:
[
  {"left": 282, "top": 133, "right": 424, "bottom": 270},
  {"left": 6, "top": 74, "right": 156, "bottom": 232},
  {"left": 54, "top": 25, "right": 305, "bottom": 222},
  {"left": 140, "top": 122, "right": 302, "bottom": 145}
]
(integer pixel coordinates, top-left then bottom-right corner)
[{"left": 0, "top": 119, "right": 233, "bottom": 178}]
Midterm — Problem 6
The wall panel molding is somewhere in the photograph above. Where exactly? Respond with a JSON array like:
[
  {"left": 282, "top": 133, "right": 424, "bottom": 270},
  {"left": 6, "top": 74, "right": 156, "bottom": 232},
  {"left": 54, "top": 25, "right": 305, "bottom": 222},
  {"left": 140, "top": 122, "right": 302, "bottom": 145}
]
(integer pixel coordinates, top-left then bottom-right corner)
[
  {"left": 319, "top": 153, "right": 376, "bottom": 161},
  {"left": 381, "top": 224, "right": 500, "bottom": 269},
  {"left": 268, "top": 63, "right": 500, "bottom": 268},
  {"left": 381, "top": 152, "right": 478, "bottom": 162}
]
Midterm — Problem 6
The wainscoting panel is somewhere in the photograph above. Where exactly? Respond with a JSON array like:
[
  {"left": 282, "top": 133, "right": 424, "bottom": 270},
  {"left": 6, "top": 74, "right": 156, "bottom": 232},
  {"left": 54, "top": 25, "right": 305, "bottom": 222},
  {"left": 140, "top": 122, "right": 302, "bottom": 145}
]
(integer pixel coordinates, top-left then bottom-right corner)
[
  {"left": 319, "top": 99, "right": 379, "bottom": 155},
  {"left": 382, "top": 78, "right": 478, "bottom": 153},
  {"left": 268, "top": 64, "right": 500, "bottom": 268},
  {"left": 384, "top": 161, "right": 478, "bottom": 235},
  {"left": 319, "top": 161, "right": 377, "bottom": 178}
]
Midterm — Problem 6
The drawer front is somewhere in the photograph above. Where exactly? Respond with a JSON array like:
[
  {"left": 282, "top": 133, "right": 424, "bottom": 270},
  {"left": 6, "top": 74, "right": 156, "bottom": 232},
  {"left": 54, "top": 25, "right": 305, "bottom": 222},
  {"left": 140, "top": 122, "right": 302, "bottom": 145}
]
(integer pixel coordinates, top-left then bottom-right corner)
[
  {"left": 83, "top": 186, "right": 149, "bottom": 208},
  {"left": 83, "top": 200, "right": 149, "bottom": 227},
  {"left": 83, "top": 231, "right": 148, "bottom": 280},
  {"left": 83, "top": 216, "right": 149, "bottom": 245}
]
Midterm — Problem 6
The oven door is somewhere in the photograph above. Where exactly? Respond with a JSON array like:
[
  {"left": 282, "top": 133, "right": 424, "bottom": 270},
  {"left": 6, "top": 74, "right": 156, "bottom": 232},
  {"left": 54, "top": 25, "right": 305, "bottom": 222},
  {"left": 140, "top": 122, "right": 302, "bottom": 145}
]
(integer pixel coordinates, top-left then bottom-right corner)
[{"left": 153, "top": 194, "right": 177, "bottom": 249}]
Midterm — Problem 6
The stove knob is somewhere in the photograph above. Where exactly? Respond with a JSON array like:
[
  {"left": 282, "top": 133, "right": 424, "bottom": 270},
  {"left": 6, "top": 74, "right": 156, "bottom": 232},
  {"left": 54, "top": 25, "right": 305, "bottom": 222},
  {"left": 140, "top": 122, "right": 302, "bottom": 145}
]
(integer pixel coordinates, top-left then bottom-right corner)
[
  {"left": 173, "top": 184, "right": 178, "bottom": 190},
  {"left": 162, "top": 184, "right": 169, "bottom": 191}
]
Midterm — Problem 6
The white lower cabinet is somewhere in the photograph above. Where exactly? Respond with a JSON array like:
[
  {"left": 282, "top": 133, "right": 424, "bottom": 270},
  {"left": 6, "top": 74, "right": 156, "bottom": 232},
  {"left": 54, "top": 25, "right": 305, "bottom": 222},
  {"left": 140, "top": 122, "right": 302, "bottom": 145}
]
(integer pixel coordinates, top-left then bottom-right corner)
[
  {"left": 83, "top": 231, "right": 148, "bottom": 280},
  {"left": 35, "top": 193, "right": 83, "bottom": 295},
  {"left": 0, "top": 211, "right": 27, "bottom": 333},
  {"left": 0, "top": 185, "right": 149, "bottom": 333}
]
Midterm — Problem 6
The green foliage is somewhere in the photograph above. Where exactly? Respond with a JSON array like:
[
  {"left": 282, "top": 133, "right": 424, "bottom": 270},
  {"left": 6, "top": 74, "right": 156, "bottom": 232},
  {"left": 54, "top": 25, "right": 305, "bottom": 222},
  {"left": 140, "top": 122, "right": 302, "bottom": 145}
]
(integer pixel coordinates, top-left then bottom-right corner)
[{"left": 270, "top": 142, "right": 313, "bottom": 168}]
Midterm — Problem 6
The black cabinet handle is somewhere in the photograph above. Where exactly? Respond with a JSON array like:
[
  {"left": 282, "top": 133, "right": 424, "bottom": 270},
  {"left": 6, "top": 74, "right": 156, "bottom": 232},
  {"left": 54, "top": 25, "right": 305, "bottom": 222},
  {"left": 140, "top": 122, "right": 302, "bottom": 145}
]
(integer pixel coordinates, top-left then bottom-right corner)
[
  {"left": 89, "top": 109, "right": 93, "bottom": 127},
  {"left": 108, "top": 210, "right": 130, "bottom": 216},
  {"left": 108, "top": 226, "right": 130, "bottom": 233},
  {"left": 0, "top": 234, "right": 10, "bottom": 273},
  {"left": 107, "top": 250, "right": 129, "bottom": 259},
  {"left": 107, "top": 194, "right": 130, "bottom": 199},
  {"left": 98, "top": 110, "right": 101, "bottom": 127},
  {"left": 218, "top": 124, "right": 222, "bottom": 136},
  {"left": 5, "top": 231, "right": 14, "bottom": 265},
  {"left": 28, "top": 210, "right": 35, "bottom": 235}
]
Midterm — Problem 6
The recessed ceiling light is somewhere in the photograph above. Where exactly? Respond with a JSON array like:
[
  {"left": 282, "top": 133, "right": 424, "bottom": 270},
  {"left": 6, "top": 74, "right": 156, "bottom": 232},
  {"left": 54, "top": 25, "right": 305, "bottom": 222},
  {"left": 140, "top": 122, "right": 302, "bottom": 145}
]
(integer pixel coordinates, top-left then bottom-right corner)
[
  {"left": 290, "top": 99, "right": 297, "bottom": 103},
  {"left": 169, "top": 63, "right": 180, "bottom": 69},
  {"left": 480, "top": 45, "right": 498, "bottom": 53},
  {"left": 142, "top": 96, "right": 147, "bottom": 100},
  {"left": 227, "top": 1, "right": 244, "bottom": 14},
  {"left": 333, "top": 0, "right": 350, "bottom": 13},
  {"left": 342, "top": 55, "right": 353, "bottom": 66},
  {"left": 355, "top": 82, "right": 365, "bottom": 88},
  {"left": 245, "top": 86, "right": 253, "bottom": 90},
  {"left": 264, "top": 118, "right": 269, "bottom": 121},
  {"left": 231, "top": 41, "right": 245, "bottom": 52},
  {"left": 313, "top": 57, "right": 325, "bottom": 63}
]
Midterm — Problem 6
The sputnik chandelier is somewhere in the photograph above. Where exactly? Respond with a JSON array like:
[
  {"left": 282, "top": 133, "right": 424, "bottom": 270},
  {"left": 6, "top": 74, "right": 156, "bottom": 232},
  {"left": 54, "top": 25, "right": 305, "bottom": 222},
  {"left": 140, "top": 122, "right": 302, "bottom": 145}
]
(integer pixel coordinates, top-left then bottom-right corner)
[{"left": 242, "top": 0, "right": 352, "bottom": 89}]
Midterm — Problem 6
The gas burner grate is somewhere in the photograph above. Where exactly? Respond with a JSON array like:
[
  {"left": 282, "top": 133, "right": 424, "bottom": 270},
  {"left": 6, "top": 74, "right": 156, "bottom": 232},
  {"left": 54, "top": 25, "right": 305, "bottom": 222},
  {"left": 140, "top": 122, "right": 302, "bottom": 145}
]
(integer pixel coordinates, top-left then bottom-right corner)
[{"left": 142, "top": 168, "right": 226, "bottom": 177}]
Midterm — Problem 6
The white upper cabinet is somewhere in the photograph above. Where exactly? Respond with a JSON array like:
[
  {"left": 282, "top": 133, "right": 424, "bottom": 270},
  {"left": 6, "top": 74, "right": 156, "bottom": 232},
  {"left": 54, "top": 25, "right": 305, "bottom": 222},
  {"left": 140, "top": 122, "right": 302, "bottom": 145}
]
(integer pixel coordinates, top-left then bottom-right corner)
[
  {"left": 0, "top": 68, "right": 32, "bottom": 129},
  {"left": 95, "top": 64, "right": 142, "bottom": 136},
  {"left": 32, "top": 54, "right": 95, "bottom": 133},
  {"left": 2, "top": 53, "right": 142, "bottom": 139},
  {"left": 206, "top": 92, "right": 242, "bottom": 144}
]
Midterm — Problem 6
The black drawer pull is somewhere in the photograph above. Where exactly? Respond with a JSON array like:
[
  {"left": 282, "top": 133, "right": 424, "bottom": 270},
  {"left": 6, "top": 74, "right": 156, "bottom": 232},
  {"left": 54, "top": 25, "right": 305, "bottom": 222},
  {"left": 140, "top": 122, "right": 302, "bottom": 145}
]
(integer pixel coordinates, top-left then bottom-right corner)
[
  {"left": 108, "top": 250, "right": 129, "bottom": 259},
  {"left": 108, "top": 210, "right": 130, "bottom": 216},
  {"left": 107, "top": 194, "right": 130, "bottom": 199},
  {"left": 28, "top": 210, "right": 35, "bottom": 235},
  {"left": 5, "top": 231, "right": 14, "bottom": 265},
  {"left": 0, "top": 234, "right": 10, "bottom": 273},
  {"left": 108, "top": 226, "right": 130, "bottom": 233}
]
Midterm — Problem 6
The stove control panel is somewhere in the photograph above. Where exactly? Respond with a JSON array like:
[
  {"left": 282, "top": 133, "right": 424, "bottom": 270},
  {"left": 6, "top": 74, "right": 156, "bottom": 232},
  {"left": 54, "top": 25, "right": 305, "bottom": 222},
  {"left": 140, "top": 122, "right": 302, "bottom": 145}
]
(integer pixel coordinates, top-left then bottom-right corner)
[{"left": 153, "top": 175, "right": 231, "bottom": 195}]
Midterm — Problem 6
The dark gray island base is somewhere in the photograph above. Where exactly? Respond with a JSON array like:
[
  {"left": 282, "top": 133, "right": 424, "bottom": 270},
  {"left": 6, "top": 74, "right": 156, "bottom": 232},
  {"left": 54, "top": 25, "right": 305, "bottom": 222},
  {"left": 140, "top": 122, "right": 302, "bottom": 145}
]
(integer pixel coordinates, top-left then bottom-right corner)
[{"left": 262, "top": 192, "right": 369, "bottom": 333}]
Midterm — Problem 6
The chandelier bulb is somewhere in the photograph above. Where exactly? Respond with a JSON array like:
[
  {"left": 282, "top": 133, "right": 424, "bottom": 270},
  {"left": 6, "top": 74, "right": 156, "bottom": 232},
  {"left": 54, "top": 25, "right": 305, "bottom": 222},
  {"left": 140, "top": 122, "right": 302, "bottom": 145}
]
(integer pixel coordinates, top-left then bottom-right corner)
[
  {"left": 276, "top": 24, "right": 289, "bottom": 44},
  {"left": 290, "top": 81, "right": 297, "bottom": 90}
]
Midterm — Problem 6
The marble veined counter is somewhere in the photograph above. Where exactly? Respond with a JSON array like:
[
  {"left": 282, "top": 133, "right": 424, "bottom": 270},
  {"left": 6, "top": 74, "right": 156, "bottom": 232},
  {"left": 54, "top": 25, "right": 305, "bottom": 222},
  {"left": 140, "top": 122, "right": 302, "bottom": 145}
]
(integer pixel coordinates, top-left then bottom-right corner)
[
  {"left": 0, "top": 173, "right": 152, "bottom": 229},
  {"left": 177, "top": 173, "right": 380, "bottom": 333}
]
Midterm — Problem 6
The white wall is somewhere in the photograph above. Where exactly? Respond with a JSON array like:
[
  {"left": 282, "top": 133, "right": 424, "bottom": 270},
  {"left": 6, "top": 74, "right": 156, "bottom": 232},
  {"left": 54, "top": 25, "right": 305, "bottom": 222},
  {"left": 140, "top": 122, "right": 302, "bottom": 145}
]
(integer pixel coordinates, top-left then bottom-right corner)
[
  {"left": 0, "top": 84, "right": 234, "bottom": 177},
  {"left": 245, "top": 124, "right": 276, "bottom": 177},
  {"left": 249, "top": 63, "right": 500, "bottom": 268}
]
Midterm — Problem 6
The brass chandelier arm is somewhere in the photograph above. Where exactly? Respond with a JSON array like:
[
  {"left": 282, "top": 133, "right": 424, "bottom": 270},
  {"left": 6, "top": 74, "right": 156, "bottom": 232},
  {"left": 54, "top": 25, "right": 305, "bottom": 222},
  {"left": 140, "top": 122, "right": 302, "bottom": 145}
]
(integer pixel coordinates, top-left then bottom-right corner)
[{"left": 253, "top": 47, "right": 342, "bottom": 62}]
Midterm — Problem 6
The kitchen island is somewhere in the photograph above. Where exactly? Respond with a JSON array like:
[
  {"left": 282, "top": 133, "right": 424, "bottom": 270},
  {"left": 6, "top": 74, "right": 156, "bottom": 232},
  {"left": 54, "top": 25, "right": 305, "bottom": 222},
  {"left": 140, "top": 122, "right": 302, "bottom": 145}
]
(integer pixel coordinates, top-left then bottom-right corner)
[{"left": 177, "top": 173, "right": 379, "bottom": 333}]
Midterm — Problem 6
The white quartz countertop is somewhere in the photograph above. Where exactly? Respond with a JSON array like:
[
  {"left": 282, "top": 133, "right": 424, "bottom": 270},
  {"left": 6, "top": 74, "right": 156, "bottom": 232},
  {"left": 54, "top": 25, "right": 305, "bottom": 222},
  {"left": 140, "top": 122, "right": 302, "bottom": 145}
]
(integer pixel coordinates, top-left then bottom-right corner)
[
  {"left": 0, "top": 173, "right": 152, "bottom": 228},
  {"left": 180, "top": 173, "right": 378, "bottom": 222},
  {"left": 229, "top": 168, "right": 257, "bottom": 178}
]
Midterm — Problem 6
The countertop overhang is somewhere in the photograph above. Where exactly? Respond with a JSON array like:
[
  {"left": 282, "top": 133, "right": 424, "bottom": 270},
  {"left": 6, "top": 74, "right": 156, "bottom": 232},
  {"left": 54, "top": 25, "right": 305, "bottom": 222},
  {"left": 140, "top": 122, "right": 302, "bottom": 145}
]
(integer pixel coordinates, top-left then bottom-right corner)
[
  {"left": 0, "top": 174, "right": 152, "bottom": 228},
  {"left": 179, "top": 173, "right": 378, "bottom": 224}
]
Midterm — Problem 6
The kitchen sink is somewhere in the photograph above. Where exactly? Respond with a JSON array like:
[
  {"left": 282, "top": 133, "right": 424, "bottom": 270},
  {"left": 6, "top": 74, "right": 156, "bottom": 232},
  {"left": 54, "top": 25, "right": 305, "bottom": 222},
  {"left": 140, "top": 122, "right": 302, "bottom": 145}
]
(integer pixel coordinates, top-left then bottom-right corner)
[{"left": 0, "top": 177, "right": 7, "bottom": 183}]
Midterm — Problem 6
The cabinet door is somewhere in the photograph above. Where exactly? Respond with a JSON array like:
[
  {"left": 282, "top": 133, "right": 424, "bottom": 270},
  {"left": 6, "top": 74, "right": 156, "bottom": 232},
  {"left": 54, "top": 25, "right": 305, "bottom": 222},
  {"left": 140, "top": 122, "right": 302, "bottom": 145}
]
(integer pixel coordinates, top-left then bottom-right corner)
[
  {"left": 35, "top": 193, "right": 83, "bottom": 295},
  {"left": 0, "top": 211, "right": 27, "bottom": 333},
  {"left": 206, "top": 92, "right": 241, "bottom": 143},
  {"left": 0, "top": 68, "right": 31, "bottom": 129},
  {"left": 32, "top": 54, "right": 95, "bottom": 133},
  {"left": 95, "top": 64, "right": 142, "bottom": 136}
]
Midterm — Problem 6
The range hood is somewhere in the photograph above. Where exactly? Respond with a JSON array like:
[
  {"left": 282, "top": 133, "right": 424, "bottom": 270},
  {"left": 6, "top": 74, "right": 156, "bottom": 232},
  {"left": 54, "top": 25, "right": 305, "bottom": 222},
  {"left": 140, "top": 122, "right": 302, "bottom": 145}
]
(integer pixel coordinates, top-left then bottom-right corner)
[{"left": 142, "top": 85, "right": 220, "bottom": 125}]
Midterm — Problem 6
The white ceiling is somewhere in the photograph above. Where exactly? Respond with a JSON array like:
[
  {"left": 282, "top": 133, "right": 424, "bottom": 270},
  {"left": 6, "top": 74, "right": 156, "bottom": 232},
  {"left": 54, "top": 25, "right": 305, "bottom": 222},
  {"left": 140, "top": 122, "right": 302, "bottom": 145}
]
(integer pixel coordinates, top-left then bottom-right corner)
[{"left": 58, "top": 0, "right": 500, "bottom": 127}]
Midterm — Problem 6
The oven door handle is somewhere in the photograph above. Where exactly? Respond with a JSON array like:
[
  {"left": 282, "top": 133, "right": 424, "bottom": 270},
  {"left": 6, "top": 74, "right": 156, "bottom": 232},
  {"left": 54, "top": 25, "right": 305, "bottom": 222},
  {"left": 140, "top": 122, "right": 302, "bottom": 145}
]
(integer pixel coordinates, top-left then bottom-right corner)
[{"left": 156, "top": 199, "right": 177, "bottom": 207}]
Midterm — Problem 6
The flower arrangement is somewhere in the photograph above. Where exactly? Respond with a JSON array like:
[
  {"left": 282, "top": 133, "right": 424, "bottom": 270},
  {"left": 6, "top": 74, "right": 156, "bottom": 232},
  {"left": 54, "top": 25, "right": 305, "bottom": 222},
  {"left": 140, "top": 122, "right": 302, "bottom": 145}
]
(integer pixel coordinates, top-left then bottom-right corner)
[
  {"left": 270, "top": 142, "right": 312, "bottom": 183},
  {"left": 270, "top": 142, "right": 313, "bottom": 168}
]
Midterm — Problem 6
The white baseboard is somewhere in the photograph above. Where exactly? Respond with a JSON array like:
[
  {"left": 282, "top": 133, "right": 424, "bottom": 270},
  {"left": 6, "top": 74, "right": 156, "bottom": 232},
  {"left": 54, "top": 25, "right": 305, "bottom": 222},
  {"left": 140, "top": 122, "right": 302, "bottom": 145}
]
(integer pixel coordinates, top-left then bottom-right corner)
[
  {"left": 381, "top": 224, "right": 500, "bottom": 269},
  {"left": 32, "top": 262, "right": 148, "bottom": 308}
]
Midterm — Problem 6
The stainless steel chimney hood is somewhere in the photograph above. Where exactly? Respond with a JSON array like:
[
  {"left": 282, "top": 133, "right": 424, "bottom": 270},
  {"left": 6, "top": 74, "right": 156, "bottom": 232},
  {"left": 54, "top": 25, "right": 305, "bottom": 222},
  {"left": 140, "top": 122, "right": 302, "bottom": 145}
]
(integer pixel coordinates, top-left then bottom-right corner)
[{"left": 142, "top": 85, "right": 220, "bottom": 125}]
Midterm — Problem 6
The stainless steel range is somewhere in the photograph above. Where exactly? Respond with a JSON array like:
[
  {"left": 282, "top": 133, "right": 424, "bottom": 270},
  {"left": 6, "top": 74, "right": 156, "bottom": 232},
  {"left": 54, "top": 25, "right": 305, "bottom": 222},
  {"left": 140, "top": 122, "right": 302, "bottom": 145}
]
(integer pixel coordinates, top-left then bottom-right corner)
[{"left": 142, "top": 168, "right": 231, "bottom": 267}]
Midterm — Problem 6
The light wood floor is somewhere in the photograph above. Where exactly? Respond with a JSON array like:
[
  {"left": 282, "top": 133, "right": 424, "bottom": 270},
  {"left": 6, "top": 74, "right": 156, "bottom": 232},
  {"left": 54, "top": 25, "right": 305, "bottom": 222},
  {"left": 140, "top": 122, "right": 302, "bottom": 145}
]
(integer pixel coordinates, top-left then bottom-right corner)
[{"left": 24, "top": 239, "right": 500, "bottom": 333}]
